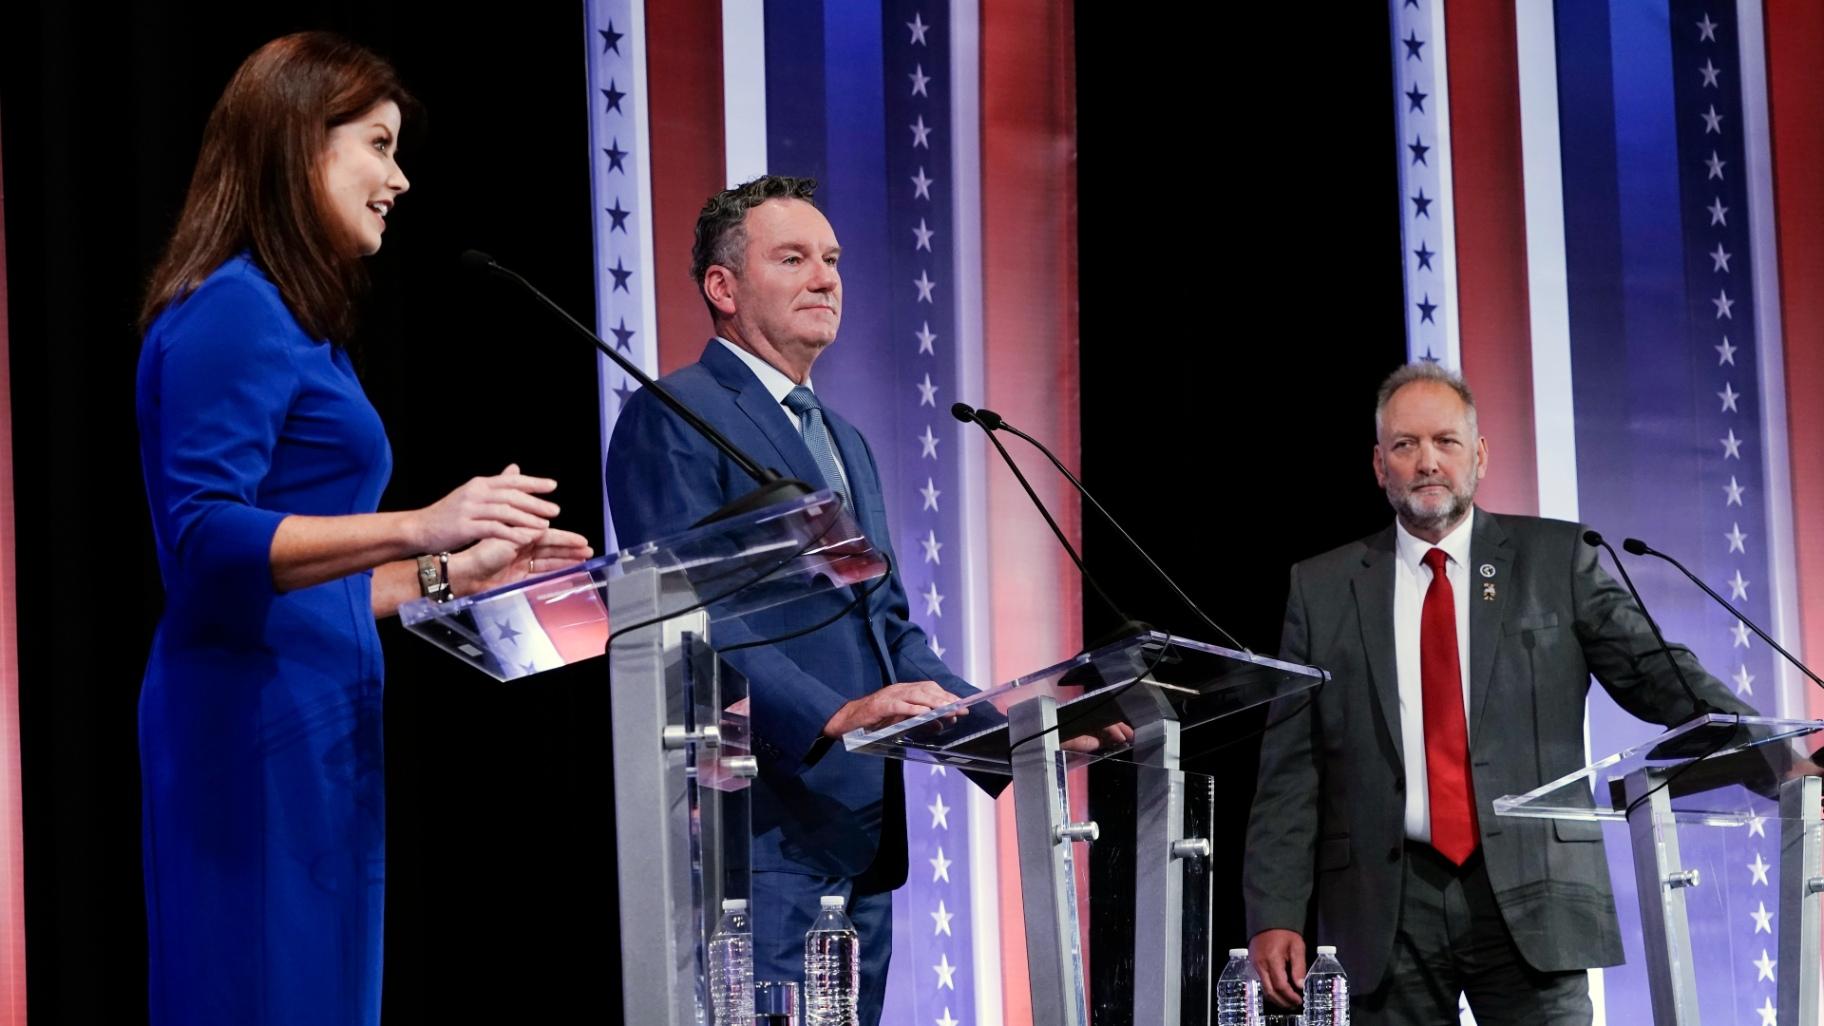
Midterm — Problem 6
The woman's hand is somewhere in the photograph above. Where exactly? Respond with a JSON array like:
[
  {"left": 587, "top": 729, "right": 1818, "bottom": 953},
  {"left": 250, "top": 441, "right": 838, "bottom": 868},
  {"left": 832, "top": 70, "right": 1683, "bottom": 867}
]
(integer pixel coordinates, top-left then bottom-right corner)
[
  {"left": 405, "top": 464, "right": 562, "bottom": 553},
  {"left": 447, "top": 528, "right": 595, "bottom": 597}
]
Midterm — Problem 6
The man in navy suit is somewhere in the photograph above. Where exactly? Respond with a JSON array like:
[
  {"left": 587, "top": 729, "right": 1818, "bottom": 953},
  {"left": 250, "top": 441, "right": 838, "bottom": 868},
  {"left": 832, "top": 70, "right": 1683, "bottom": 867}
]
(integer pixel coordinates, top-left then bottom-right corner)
[{"left": 605, "top": 175, "right": 970, "bottom": 1024}]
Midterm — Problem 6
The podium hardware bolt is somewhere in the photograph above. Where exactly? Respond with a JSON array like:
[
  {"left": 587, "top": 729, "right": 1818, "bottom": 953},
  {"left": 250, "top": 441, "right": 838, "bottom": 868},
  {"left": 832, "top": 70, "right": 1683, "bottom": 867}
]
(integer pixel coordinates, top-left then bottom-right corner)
[
  {"left": 1806, "top": 877, "right": 1824, "bottom": 896},
  {"left": 661, "top": 725, "right": 722, "bottom": 750},
  {"left": 1172, "top": 838, "right": 1213, "bottom": 860},
  {"left": 1056, "top": 821, "right": 1099, "bottom": 844},
  {"left": 724, "top": 755, "right": 759, "bottom": 779},
  {"left": 1665, "top": 869, "right": 1701, "bottom": 889}
]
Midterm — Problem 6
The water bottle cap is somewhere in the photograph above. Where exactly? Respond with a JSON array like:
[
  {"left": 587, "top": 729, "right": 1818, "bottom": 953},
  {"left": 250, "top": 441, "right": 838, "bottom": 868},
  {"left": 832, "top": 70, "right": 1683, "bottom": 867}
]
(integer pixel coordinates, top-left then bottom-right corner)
[
  {"left": 1229, "top": 948, "right": 1249, "bottom": 957},
  {"left": 721, "top": 899, "right": 747, "bottom": 911},
  {"left": 1317, "top": 945, "right": 1337, "bottom": 956},
  {"left": 820, "top": 895, "right": 846, "bottom": 909}
]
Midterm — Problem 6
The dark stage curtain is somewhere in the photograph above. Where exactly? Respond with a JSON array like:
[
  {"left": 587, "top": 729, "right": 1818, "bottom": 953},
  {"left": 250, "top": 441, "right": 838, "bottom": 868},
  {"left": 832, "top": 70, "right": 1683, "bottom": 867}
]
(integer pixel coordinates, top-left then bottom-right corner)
[{"left": 1075, "top": 6, "right": 1409, "bottom": 1021}]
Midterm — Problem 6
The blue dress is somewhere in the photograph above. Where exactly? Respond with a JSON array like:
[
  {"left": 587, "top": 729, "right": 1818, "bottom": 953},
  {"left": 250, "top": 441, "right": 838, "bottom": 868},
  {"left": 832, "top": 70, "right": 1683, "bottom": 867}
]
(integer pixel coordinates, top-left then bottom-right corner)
[{"left": 136, "top": 254, "right": 393, "bottom": 1026}]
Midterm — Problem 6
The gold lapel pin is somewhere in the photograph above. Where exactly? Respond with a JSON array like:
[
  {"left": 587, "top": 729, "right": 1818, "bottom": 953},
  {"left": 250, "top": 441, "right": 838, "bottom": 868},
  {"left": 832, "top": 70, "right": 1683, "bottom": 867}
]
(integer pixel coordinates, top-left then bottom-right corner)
[{"left": 1482, "top": 582, "right": 1497, "bottom": 602}]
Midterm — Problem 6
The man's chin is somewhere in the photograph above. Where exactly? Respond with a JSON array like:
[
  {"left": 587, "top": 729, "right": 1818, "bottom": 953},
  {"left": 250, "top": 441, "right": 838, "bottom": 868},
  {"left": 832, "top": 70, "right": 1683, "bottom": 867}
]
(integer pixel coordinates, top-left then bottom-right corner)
[{"left": 1394, "top": 496, "right": 1470, "bottom": 534}]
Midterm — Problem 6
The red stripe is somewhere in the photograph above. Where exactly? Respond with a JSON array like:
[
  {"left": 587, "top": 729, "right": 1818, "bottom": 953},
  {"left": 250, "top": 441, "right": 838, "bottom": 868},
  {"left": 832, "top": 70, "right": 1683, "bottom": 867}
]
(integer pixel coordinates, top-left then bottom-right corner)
[
  {"left": 1445, "top": 0, "right": 1539, "bottom": 515},
  {"left": 0, "top": 105, "right": 26, "bottom": 1026},
  {"left": 643, "top": 0, "right": 725, "bottom": 374},
  {"left": 982, "top": 1, "right": 1079, "bottom": 1021},
  {"left": 1763, "top": 0, "right": 1824, "bottom": 717}
]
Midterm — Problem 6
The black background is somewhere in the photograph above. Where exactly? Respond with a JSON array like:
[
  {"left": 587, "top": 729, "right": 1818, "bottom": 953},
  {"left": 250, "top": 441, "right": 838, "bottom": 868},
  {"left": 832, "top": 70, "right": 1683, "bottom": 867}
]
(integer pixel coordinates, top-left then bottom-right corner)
[
  {"left": 1075, "top": 5, "right": 1403, "bottom": 1019},
  {"left": 2, "top": 3, "right": 1403, "bottom": 1022}
]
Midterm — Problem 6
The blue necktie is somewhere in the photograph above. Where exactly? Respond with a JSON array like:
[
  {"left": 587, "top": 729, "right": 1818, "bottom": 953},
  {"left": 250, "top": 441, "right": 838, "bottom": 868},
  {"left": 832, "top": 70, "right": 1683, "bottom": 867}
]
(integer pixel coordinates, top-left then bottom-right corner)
[{"left": 781, "top": 386, "right": 850, "bottom": 510}]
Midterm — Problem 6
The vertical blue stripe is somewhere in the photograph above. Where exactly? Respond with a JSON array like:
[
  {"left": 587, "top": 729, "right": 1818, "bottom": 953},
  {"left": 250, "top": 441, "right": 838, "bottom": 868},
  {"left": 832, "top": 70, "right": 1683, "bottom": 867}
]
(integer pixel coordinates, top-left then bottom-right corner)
[
  {"left": 765, "top": 3, "right": 827, "bottom": 185},
  {"left": 762, "top": 5, "right": 976, "bottom": 1023},
  {"left": 1558, "top": 0, "right": 1778, "bottom": 1019}
]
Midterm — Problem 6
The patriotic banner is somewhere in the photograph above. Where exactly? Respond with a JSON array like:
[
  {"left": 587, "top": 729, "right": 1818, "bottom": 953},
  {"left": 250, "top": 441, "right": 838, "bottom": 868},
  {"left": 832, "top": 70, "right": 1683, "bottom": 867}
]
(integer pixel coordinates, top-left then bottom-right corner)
[
  {"left": 1391, "top": 1, "right": 1824, "bottom": 1023},
  {"left": 0, "top": 103, "right": 27, "bottom": 1026},
  {"left": 586, "top": 4, "right": 1079, "bottom": 1024}
]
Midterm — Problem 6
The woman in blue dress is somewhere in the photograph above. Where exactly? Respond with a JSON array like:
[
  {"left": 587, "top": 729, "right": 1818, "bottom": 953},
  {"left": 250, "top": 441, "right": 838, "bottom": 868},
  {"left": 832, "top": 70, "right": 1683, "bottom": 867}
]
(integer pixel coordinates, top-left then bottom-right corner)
[{"left": 134, "top": 33, "right": 592, "bottom": 1025}]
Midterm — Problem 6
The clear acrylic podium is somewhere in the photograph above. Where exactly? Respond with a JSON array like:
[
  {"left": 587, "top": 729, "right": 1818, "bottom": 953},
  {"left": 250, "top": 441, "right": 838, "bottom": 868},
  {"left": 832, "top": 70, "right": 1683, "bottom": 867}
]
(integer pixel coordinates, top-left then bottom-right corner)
[
  {"left": 399, "top": 490, "right": 886, "bottom": 1026},
  {"left": 846, "top": 631, "right": 1328, "bottom": 1026},
  {"left": 1494, "top": 714, "right": 1824, "bottom": 1026}
]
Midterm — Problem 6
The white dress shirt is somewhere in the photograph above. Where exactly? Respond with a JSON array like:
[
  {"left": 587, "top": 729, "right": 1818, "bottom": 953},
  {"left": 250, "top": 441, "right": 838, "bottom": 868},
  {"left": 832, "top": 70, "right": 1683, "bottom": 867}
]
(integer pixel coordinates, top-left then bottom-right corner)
[
  {"left": 1392, "top": 509, "right": 1475, "bottom": 843},
  {"left": 715, "top": 336, "right": 851, "bottom": 495}
]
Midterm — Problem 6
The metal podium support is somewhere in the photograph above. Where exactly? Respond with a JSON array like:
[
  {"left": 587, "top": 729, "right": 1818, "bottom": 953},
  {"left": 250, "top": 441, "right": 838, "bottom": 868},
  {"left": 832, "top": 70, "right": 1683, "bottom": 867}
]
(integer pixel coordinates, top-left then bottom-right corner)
[
  {"left": 1009, "top": 695, "right": 1090, "bottom": 1026},
  {"left": 1120, "top": 683, "right": 1209, "bottom": 1026},
  {"left": 1623, "top": 769, "right": 1703, "bottom": 1026},
  {"left": 1495, "top": 716, "right": 1824, "bottom": 1026},
  {"left": 845, "top": 630, "right": 1325, "bottom": 1022},
  {"left": 607, "top": 566, "right": 706, "bottom": 1026},
  {"left": 399, "top": 489, "right": 885, "bottom": 1025},
  {"left": 1777, "top": 775, "right": 1821, "bottom": 1026}
]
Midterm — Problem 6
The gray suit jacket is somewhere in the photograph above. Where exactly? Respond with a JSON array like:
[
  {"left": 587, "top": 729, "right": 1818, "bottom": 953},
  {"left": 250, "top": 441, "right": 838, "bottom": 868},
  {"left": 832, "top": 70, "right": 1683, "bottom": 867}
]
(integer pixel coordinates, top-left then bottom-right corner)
[{"left": 1242, "top": 511, "right": 1754, "bottom": 992}]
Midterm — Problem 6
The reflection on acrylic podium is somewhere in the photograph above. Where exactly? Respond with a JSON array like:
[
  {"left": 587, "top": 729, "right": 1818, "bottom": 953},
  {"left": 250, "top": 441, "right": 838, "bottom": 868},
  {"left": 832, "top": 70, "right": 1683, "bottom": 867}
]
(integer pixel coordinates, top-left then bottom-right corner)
[
  {"left": 401, "top": 490, "right": 884, "bottom": 1026},
  {"left": 1496, "top": 714, "right": 1824, "bottom": 1026},
  {"left": 847, "top": 631, "right": 1327, "bottom": 1026}
]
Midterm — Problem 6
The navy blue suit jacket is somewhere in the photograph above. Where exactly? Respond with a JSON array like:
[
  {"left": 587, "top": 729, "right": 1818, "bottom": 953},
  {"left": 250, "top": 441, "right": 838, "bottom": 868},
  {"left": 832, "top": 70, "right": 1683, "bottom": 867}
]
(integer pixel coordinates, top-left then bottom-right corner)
[{"left": 606, "top": 340, "right": 969, "bottom": 879}]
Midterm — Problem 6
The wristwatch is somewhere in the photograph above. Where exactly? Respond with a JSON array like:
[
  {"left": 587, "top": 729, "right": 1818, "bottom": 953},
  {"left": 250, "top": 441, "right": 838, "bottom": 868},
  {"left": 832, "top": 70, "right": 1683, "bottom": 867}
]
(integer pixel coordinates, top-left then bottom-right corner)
[{"left": 415, "top": 551, "right": 452, "bottom": 602}]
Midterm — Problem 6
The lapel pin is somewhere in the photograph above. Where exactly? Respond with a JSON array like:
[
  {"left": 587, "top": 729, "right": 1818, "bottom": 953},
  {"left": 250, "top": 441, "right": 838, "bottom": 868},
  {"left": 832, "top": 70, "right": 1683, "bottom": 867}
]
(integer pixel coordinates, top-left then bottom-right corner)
[
  {"left": 1483, "top": 582, "right": 1497, "bottom": 602},
  {"left": 1479, "top": 563, "right": 1496, "bottom": 578}
]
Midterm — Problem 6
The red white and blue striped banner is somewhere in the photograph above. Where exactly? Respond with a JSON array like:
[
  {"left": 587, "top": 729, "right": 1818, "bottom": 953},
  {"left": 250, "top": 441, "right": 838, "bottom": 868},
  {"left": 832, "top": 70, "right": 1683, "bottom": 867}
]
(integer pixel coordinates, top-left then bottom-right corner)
[
  {"left": 0, "top": 103, "right": 27, "bottom": 1026},
  {"left": 586, "top": 4, "right": 1079, "bottom": 1024},
  {"left": 1391, "top": 1, "right": 1824, "bottom": 1022}
]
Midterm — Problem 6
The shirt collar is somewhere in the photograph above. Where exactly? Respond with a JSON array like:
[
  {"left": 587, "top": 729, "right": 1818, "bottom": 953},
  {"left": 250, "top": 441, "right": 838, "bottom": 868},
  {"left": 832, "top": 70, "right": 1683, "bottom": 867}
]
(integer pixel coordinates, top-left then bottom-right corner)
[
  {"left": 1394, "top": 507, "right": 1475, "bottom": 574},
  {"left": 715, "top": 336, "right": 813, "bottom": 406}
]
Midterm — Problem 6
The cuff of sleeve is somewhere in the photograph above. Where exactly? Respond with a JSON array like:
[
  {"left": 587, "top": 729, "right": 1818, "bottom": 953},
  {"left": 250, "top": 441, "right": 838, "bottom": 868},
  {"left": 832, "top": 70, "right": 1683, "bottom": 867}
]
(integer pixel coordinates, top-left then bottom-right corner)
[
  {"left": 747, "top": 670, "right": 851, "bottom": 775},
  {"left": 187, "top": 504, "right": 288, "bottom": 599}
]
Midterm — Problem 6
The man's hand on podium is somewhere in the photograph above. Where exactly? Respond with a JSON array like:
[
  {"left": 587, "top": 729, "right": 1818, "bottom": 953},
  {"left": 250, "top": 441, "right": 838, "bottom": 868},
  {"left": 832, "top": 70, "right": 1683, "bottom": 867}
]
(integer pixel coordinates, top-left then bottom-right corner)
[
  {"left": 1060, "top": 722, "right": 1136, "bottom": 753},
  {"left": 1250, "top": 928, "right": 1306, "bottom": 1011},
  {"left": 823, "top": 681, "right": 964, "bottom": 737}
]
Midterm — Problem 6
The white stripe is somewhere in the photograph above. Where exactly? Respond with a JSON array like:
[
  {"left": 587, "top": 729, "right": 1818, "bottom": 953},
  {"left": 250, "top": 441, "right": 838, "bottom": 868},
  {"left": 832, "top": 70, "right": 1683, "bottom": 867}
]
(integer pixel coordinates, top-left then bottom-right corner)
[
  {"left": 1514, "top": 8, "right": 1597, "bottom": 1020},
  {"left": 1390, "top": 0, "right": 1462, "bottom": 367},
  {"left": 586, "top": 0, "right": 660, "bottom": 556},
  {"left": 1514, "top": 1, "right": 1580, "bottom": 523},
  {"left": 949, "top": 2, "right": 1002, "bottom": 1020},
  {"left": 1735, "top": 0, "right": 1807, "bottom": 718},
  {"left": 720, "top": 0, "right": 769, "bottom": 184}
]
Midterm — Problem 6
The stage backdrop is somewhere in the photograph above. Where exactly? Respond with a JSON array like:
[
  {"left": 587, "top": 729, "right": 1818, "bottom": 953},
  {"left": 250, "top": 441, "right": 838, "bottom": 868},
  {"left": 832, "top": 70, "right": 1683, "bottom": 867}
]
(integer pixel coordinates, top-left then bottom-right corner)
[
  {"left": 581, "top": 3, "right": 1079, "bottom": 1025},
  {"left": 1391, "top": 1, "right": 1824, "bottom": 1023},
  {"left": 0, "top": 103, "right": 24, "bottom": 1026}
]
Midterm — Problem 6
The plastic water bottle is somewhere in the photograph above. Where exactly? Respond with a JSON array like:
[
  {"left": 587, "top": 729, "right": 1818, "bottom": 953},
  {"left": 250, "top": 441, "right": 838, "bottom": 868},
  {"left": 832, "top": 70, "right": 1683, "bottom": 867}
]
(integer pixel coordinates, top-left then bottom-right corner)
[
  {"left": 1302, "top": 945, "right": 1350, "bottom": 1026},
  {"left": 1216, "top": 948, "right": 1263, "bottom": 1025},
  {"left": 803, "top": 894, "right": 860, "bottom": 1026},
  {"left": 707, "top": 899, "right": 754, "bottom": 1026}
]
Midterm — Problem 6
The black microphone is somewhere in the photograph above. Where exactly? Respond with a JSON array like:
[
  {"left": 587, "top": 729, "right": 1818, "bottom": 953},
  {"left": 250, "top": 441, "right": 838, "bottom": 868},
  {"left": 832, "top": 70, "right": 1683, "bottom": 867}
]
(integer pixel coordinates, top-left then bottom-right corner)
[
  {"left": 463, "top": 250, "right": 813, "bottom": 524},
  {"left": 1582, "top": 530, "right": 1712, "bottom": 718},
  {"left": 950, "top": 404, "right": 1144, "bottom": 640},
  {"left": 960, "top": 402, "right": 1249, "bottom": 654},
  {"left": 1623, "top": 537, "right": 1823, "bottom": 690}
]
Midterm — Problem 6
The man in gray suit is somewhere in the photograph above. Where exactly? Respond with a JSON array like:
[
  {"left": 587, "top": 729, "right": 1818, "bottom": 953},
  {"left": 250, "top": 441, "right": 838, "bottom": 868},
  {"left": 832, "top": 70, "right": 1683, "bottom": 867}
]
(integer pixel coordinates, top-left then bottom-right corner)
[{"left": 1243, "top": 363, "right": 1753, "bottom": 1025}]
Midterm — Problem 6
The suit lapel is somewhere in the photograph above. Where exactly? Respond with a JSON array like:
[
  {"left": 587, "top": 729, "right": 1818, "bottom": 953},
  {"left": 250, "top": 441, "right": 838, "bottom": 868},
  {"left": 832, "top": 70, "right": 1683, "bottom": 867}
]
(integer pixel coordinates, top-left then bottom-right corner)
[
  {"left": 1467, "top": 509, "right": 1512, "bottom": 743},
  {"left": 1351, "top": 527, "right": 1404, "bottom": 765},
  {"left": 699, "top": 341, "right": 829, "bottom": 490}
]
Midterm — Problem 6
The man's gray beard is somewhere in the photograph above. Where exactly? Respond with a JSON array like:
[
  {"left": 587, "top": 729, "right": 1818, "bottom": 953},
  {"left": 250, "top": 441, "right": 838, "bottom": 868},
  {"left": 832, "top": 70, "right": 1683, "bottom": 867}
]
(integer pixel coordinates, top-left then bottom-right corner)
[{"left": 1392, "top": 489, "right": 1474, "bottom": 534}]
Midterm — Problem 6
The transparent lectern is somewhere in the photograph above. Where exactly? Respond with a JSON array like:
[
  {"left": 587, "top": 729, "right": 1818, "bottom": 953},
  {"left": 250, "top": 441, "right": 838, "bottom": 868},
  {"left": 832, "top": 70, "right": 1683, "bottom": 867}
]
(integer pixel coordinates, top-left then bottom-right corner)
[
  {"left": 399, "top": 490, "right": 886, "bottom": 1026},
  {"left": 1494, "top": 713, "right": 1824, "bottom": 1026},
  {"left": 846, "top": 631, "right": 1328, "bottom": 1026}
]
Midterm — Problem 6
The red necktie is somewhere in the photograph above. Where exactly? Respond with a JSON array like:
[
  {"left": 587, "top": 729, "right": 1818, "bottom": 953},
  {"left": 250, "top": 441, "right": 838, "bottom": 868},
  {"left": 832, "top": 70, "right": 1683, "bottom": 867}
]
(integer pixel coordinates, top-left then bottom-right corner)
[{"left": 1421, "top": 547, "right": 1478, "bottom": 864}]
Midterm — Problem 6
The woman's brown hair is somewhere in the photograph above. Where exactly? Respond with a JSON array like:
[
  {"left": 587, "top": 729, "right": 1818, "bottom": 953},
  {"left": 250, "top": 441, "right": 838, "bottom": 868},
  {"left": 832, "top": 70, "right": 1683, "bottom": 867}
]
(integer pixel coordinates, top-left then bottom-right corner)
[{"left": 139, "top": 32, "right": 419, "bottom": 344}]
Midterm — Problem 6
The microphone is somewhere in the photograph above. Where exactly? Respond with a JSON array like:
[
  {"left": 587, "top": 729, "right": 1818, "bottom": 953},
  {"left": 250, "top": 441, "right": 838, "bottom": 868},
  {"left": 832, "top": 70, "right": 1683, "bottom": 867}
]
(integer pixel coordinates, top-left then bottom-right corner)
[
  {"left": 1582, "top": 530, "right": 1711, "bottom": 718},
  {"left": 957, "top": 401, "right": 1248, "bottom": 654},
  {"left": 1623, "top": 537, "right": 1823, "bottom": 690},
  {"left": 463, "top": 250, "right": 813, "bottom": 524},
  {"left": 950, "top": 404, "right": 1144, "bottom": 639}
]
